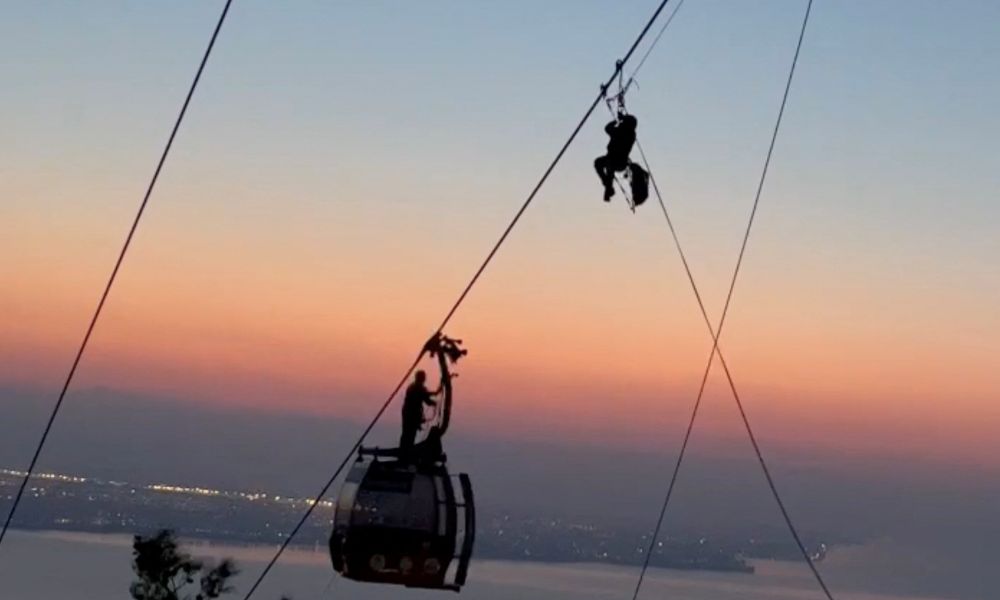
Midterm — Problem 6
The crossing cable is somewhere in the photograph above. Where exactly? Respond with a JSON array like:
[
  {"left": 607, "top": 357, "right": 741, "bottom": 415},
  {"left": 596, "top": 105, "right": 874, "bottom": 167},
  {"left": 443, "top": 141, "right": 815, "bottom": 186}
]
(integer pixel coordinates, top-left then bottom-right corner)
[
  {"left": 625, "top": 1, "right": 832, "bottom": 599},
  {"left": 0, "top": 0, "right": 236, "bottom": 552},
  {"left": 238, "top": 1, "right": 682, "bottom": 598}
]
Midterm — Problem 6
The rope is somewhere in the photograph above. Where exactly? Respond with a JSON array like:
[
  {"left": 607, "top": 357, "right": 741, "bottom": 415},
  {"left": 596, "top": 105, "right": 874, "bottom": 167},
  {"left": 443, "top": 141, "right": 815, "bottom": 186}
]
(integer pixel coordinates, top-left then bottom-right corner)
[
  {"left": 0, "top": 0, "right": 236, "bottom": 553},
  {"left": 239, "top": 2, "right": 681, "bottom": 598},
  {"left": 628, "top": 1, "right": 831, "bottom": 599}
]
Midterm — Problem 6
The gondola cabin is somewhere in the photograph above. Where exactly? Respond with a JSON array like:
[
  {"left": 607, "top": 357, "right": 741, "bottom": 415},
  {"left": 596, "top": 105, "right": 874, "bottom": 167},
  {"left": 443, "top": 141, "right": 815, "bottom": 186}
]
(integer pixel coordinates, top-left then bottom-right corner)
[{"left": 330, "top": 452, "right": 475, "bottom": 591}]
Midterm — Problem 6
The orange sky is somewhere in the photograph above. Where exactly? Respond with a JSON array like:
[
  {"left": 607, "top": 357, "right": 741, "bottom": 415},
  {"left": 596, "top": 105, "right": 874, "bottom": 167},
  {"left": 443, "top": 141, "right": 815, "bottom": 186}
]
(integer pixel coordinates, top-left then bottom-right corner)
[{"left": 4, "top": 181, "right": 998, "bottom": 470}]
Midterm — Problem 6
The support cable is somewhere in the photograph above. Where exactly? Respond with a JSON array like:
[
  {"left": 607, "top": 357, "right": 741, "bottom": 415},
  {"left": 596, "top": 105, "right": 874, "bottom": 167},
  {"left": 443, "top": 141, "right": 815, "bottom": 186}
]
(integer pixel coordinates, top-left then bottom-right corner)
[
  {"left": 623, "top": 0, "right": 686, "bottom": 96},
  {"left": 626, "top": 2, "right": 831, "bottom": 599},
  {"left": 239, "top": 1, "right": 680, "bottom": 598},
  {"left": 0, "top": 0, "right": 236, "bottom": 552}
]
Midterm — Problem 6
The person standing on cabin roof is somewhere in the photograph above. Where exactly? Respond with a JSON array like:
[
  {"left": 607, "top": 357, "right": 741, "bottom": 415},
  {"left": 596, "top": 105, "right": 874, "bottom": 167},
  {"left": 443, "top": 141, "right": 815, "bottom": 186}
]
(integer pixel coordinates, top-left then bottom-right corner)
[
  {"left": 594, "top": 113, "right": 649, "bottom": 206},
  {"left": 400, "top": 370, "right": 439, "bottom": 456}
]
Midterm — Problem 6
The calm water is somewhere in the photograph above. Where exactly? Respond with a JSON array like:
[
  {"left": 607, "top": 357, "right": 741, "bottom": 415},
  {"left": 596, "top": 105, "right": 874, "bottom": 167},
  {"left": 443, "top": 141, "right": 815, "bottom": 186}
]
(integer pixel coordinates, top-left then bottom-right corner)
[{"left": 0, "top": 531, "right": 954, "bottom": 600}]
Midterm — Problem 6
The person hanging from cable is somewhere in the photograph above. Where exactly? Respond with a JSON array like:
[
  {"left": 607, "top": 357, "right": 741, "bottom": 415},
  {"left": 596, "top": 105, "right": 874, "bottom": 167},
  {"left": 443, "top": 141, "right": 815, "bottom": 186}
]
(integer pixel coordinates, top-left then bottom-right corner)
[
  {"left": 594, "top": 95, "right": 649, "bottom": 206},
  {"left": 399, "top": 369, "right": 440, "bottom": 458}
]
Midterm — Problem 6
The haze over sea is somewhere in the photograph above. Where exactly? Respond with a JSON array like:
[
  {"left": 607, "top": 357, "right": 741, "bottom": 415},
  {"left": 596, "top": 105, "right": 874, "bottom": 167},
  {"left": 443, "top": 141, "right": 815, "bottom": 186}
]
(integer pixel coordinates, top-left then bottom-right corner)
[{"left": 0, "top": 531, "right": 956, "bottom": 600}]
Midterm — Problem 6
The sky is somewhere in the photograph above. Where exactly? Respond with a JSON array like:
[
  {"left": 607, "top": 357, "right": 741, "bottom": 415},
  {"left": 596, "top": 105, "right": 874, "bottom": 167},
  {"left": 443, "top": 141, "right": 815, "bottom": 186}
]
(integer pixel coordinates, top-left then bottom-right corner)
[{"left": 2, "top": 0, "right": 1000, "bottom": 476}]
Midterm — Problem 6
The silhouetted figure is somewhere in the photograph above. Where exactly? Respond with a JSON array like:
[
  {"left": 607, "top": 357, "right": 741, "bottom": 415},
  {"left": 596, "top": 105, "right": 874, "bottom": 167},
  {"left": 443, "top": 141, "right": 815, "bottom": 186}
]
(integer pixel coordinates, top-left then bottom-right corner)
[
  {"left": 400, "top": 370, "right": 439, "bottom": 457},
  {"left": 594, "top": 113, "right": 649, "bottom": 206},
  {"left": 594, "top": 114, "right": 637, "bottom": 201}
]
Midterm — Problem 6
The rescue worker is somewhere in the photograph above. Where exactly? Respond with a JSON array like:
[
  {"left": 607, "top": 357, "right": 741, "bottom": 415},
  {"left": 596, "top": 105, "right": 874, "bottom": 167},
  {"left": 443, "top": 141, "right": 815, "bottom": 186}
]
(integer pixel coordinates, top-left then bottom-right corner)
[
  {"left": 594, "top": 113, "right": 649, "bottom": 206},
  {"left": 400, "top": 370, "right": 439, "bottom": 456}
]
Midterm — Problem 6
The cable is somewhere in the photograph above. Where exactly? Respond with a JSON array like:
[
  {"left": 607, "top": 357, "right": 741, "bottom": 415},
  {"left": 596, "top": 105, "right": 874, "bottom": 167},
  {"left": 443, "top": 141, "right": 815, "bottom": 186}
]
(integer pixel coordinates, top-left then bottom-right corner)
[
  {"left": 623, "top": 0, "right": 686, "bottom": 95},
  {"left": 0, "top": 0, "right": 236, "bottom": 552},
  {"left": 238, "top": 2, "right": 682, "bottom": 598},
  {"left": 628, "top": 1, "right": 830, "bottom": 599}
]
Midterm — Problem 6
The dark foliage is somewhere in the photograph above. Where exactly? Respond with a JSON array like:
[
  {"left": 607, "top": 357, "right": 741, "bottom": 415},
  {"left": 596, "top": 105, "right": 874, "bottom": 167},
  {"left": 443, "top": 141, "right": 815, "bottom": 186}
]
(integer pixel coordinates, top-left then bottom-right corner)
[{"left": 129, "top": 529, "right": 237, "bottom": 600}]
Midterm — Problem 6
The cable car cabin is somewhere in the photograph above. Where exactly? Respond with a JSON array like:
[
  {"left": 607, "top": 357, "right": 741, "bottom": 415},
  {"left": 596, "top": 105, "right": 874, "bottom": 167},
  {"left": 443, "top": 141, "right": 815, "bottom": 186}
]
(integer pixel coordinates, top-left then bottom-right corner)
[
  {"left": 331, "top": 333, "right": 473, "bottom": 590},
  {"left": 330, "top": 451, "right": 475, "bottom": 591}
]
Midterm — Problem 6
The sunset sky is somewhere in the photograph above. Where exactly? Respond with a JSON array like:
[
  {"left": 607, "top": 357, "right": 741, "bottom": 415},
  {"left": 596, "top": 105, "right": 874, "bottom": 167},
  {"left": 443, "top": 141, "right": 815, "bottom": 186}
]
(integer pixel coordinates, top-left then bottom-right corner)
[{"left": 3, "top": 0, "right": 999, "bottom": 474}]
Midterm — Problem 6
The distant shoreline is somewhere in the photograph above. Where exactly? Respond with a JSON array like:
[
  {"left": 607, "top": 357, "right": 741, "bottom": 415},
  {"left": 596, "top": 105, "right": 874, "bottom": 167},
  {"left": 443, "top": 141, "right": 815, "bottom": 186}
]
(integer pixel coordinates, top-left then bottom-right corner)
[{"left": 12, "top": 527, "right": 758, "bottom": 576}]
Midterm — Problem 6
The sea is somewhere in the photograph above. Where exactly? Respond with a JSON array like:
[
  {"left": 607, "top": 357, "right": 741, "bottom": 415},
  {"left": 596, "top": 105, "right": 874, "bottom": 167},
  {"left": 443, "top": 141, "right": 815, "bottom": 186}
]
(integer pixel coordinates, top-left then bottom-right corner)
[{"left": 0, "top": 530, "right": 955, "bottom": 600}]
